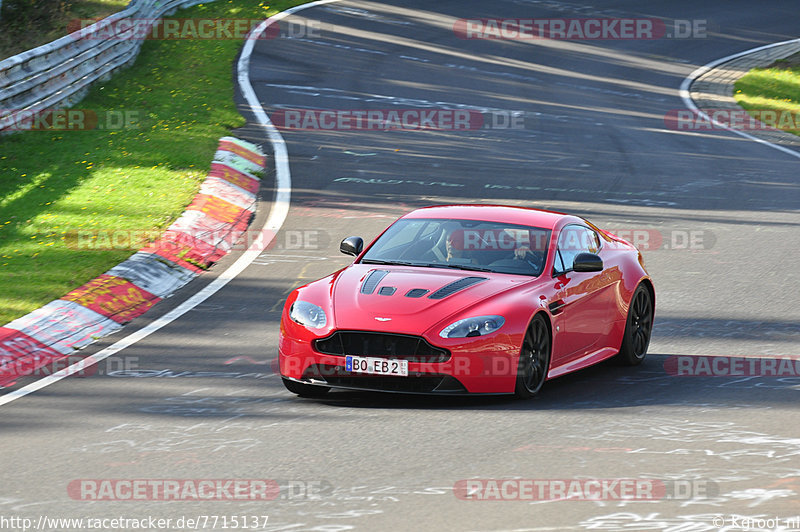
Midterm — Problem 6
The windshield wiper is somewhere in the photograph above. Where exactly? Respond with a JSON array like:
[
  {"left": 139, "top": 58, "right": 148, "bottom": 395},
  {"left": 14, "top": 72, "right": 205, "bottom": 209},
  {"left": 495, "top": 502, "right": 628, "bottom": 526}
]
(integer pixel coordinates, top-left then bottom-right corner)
[
  {"left": 360, "top": 259, "right": 418, "bottom": 266},
  {"left": 422, "top": 263, "right": 494, "bottom": 273},
  {"left": 361, "top": 259, "right": 493, "bottom": 273}
]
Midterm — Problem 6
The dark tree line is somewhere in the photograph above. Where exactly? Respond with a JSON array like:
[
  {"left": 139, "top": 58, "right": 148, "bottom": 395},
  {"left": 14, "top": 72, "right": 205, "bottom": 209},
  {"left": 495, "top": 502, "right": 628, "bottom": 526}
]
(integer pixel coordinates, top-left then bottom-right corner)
[{"left": 0, "top": 0, "right": 73, "bottom": 30}]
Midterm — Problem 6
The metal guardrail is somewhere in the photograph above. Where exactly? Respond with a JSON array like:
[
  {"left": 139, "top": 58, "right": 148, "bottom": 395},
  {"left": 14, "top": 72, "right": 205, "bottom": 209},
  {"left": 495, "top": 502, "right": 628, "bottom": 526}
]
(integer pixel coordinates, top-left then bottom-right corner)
[{"left": 0, "top": 0, "right": 210, "bottom": 133}]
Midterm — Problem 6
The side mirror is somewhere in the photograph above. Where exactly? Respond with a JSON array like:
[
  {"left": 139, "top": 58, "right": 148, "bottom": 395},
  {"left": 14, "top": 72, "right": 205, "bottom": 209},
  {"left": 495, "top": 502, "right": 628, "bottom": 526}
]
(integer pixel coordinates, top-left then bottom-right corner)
[
  {"left": 340, "top": 236, "right": 364, "bottom": 257},
  {"left": 573, "top": 252, "right": 603, "bottom": 272}
]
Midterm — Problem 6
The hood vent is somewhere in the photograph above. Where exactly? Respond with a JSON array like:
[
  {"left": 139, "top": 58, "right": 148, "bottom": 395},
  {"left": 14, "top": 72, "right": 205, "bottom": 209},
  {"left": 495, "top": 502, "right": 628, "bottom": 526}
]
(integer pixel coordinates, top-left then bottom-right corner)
[
  {"left": 405, "top": 288, "right": 429, "bottom": 298},
  {"left": 361, "top": 270, "right": 389, "bottom": 294},
  {"left": 429, "top": 276, "right": 487, "bottom": 300},
  {"left": 378, "top": 286, "right": 396, "bottom": 296}
]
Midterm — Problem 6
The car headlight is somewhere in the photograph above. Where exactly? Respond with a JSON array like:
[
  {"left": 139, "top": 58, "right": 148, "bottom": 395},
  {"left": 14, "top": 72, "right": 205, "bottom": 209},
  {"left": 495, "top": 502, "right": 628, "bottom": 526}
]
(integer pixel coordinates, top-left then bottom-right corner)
[
  {"left": 289, "top": 300, "right": 328, "bottom": 329},
  {"left": 440, "top": 315, "right": 505, "bottom": 338}
]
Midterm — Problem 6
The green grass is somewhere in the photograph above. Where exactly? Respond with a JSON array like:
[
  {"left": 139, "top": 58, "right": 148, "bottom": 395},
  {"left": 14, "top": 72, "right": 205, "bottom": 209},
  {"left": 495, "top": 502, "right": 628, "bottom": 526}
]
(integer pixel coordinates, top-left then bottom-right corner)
[
  {"left": 0, "top": 0, "right": 310, "bottom": 324},
  {"left": 734, "top": 52, "right": 800, "bottom": 136}
]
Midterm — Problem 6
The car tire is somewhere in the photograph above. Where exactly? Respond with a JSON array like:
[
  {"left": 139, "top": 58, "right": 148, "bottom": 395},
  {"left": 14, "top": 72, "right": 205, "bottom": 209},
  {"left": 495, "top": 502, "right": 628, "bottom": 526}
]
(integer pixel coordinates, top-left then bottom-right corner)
[
  {"left": 617, "top": 284, "right": 653, "bottom": 366},
  {"left": 514, "top": 313, "right": 551, "bottom": 399},
  {"left": 282, "top": 377, "right": 330, "bottom": 397}
]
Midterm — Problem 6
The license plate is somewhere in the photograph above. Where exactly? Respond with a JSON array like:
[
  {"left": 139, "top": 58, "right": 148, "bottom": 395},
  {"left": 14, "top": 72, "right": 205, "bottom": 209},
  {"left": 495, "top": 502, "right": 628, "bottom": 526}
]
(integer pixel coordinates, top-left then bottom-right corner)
[{"left": 345, "top": 355, "right": 408, "bottom": 376}]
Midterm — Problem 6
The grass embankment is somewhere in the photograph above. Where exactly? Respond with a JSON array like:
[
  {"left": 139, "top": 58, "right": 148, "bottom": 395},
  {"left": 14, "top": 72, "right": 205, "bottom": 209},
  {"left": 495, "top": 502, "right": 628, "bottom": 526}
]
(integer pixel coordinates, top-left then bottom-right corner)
[
  {"left": 0, "top": 0, "right": 310, "bottom": 324},
  {"left": 734, "top": 52, "right": 800, "bottom": 136}
]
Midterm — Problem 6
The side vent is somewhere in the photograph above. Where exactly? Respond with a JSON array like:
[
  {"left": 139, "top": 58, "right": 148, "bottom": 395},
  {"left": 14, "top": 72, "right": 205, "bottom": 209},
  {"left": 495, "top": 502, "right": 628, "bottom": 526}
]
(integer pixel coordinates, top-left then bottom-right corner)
[
  {"left": 361, "top": 270, "right": 389, "bottom": 294},
  {"left": 405, "top": 288, "right": 429, "bottom": 298},
  {"left": 428, "top": 277, "right": 487, "bottom": 300}
]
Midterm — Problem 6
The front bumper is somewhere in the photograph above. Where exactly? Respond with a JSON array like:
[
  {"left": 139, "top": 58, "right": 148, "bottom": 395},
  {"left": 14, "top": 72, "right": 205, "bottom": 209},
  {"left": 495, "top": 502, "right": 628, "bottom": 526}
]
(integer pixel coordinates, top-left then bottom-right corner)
[{"left": 279, "top": 328, "right": 520, "bottom": 394}]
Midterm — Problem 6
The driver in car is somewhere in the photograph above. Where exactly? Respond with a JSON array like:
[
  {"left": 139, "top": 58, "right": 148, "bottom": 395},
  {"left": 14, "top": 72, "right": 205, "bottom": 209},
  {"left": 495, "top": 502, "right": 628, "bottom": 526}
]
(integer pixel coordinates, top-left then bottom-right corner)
[
  {"left": 445, "top": 232, "right": 466, "bottom": 262},
  {"left": 431, "top": 225, "right": 476, "bottom": 264}
]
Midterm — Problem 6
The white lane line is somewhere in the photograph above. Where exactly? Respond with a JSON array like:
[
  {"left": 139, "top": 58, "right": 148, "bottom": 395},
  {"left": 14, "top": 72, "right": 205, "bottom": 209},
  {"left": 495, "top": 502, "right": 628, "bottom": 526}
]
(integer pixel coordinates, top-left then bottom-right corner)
[
  {"left": 0, "top": 0, "right": 342, "bottom": 407},
  {"left": 679, "top": 38, "right": 800, "bottom": 160}
]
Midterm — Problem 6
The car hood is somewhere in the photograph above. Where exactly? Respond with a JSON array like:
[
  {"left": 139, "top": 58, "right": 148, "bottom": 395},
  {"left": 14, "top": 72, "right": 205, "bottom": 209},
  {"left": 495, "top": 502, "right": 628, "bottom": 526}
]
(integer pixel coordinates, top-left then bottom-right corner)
[{"left": 329, "top": 264, "right": 530, "bottom": 335}]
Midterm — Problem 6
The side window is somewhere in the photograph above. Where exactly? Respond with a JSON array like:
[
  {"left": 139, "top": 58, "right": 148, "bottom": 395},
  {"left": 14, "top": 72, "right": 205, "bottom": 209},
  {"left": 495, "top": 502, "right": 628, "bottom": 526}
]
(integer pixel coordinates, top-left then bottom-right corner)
[
  {"left": 554, "top": 249, "right": 565, "bottom": 273},
  {"left": 555, "top": 226, "right": 580, "bottom": 275},
  {"left": 584, "top": 227, "right": 601, "bottom": 254},
  {"left": 554, "top": 225, "right": 601, "bottom": 274}
]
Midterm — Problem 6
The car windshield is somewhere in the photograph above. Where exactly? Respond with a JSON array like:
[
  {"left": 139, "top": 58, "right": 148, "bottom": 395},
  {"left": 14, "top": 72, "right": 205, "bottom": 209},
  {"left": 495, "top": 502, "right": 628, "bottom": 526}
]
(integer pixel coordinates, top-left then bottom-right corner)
[{"left": 360, "top": 218, "right": 551, "bottom": 276}]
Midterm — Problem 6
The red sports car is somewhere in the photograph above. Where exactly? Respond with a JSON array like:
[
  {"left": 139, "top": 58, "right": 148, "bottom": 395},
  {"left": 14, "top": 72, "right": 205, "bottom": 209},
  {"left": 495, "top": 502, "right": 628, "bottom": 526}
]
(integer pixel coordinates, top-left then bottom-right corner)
[{"left": 279, "top": 205, "right": 654, "bottom": 398}]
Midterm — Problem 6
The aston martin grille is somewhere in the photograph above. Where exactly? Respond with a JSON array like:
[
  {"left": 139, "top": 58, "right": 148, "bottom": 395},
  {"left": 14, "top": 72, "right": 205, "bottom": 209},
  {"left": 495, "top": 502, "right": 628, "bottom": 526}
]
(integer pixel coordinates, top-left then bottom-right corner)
[{"left": 314, "top": 331, "right": 450, "bottom": 363}]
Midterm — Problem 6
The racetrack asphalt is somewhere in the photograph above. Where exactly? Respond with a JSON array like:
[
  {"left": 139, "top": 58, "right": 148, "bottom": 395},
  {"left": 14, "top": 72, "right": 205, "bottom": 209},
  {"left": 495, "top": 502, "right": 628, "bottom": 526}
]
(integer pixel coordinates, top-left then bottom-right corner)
[{"left": 1, "top": 1, "right": 798, "bottom": 530}]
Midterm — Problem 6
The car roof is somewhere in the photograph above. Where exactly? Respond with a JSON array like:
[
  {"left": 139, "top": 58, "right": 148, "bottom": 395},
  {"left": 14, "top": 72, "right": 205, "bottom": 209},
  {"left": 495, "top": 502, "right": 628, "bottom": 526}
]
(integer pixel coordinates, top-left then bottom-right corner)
[{"left": 401, "top": 204, "right": 578, "bottom": 230}]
